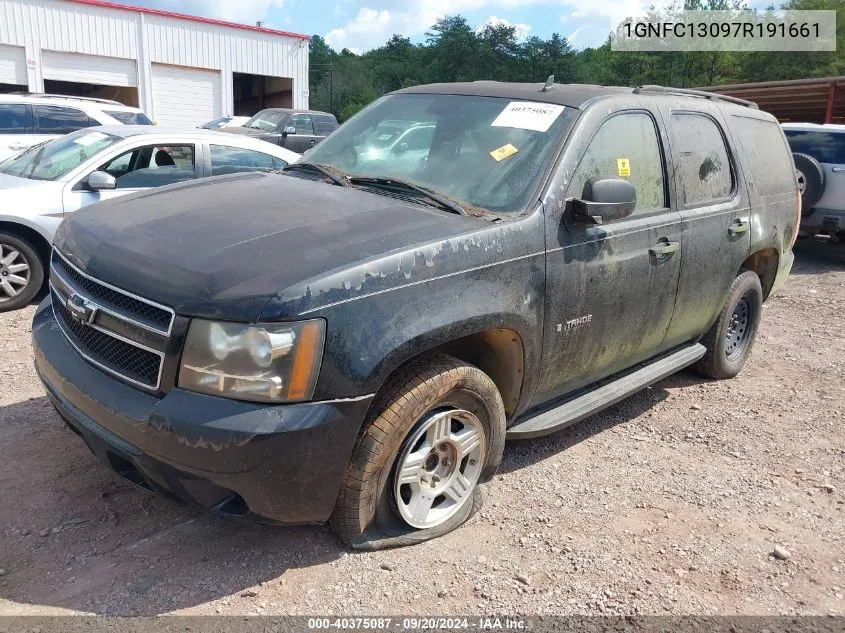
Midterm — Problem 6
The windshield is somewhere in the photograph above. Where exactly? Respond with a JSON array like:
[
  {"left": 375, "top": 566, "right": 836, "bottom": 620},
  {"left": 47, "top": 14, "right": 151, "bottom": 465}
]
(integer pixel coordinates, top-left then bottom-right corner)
[
  {"left": 303, "top": 94, "right": 576, "bottom": 213},
  {"left": 245, "top": 110, "right": 287, "bottom": 132},
  {"left": 202, "top": 117, "right": 229, "bottom": 130},
  {"left": 105, "top": 110, "right": 153, "bottom": 125},
  {"left": 0, "top": 129, "right": 121, "bottom": 181}
]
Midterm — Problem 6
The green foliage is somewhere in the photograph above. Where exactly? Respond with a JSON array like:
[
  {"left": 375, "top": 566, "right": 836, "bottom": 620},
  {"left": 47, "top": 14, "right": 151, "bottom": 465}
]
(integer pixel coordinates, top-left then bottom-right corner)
[{"left": 309, "top": 4, "right": 845, "bottom": 120}]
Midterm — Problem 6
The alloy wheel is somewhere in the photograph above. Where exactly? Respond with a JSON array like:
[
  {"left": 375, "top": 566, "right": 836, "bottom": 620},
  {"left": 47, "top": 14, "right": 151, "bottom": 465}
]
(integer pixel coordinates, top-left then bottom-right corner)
[
  {"left": 0, "top": 243, "right": 31, "bottom": 303},
  {"left": 393, "top": 408, "right": 486, "bottom": 529}
]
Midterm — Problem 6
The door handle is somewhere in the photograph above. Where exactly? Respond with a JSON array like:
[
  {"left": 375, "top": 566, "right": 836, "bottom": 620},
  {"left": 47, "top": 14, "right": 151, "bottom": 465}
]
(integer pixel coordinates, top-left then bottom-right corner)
[
  {"left": 649, "top": 241, "right": 680, "bottom": 256},
  {"left": 308, "top": 139, "right": 317, "bottom": 145},
  {"left": 728, "top": 219, "right": 750, "bottom": 235},
  {"left": 832, "top": 167, "right": 845, "bottom": 173}
]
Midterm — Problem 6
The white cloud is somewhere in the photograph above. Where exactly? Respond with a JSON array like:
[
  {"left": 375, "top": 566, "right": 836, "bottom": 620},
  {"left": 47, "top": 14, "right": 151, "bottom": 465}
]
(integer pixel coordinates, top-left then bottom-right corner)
[{"left": 477, "top": 15, "right": 531, "bottom": 40}]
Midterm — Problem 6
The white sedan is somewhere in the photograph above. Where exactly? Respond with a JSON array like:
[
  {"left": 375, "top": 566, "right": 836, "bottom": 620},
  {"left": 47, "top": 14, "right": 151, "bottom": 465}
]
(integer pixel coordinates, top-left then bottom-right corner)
[{"left": 0, "top": 126, "right": 299, "bottom": 311}]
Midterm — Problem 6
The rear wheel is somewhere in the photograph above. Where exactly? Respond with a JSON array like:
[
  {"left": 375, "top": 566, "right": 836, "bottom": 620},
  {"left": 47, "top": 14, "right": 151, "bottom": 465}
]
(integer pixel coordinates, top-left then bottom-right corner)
[
  {"left": 0, "top": 233, "right": 43, "bottom": 313},
  {"left": 330, "top": 354, "right": 506, "bottom": 550},
  {"left": 695, "top": 269, "right": 763, "bottom": 379}
]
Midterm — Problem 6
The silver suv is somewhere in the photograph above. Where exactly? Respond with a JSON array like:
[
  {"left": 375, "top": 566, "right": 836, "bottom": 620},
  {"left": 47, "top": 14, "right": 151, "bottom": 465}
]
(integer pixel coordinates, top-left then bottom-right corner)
[
  {"left": 0, "top": 93, "right": 152, "bottom": 162},
  {"left": 782, "top": 122, "right": 845, "bottom": 240}
]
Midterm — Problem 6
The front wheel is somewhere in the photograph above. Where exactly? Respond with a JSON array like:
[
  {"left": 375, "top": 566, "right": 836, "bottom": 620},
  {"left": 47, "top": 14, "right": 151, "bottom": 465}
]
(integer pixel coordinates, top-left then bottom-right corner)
[
  {"left": 695, "top": 269, "right": 763, "bottom": 379},
  {"left": 330, "top": 354, "right": 506, "bottom": 550},
  {"left": 0, "top": 233, "right": 44, "bottom": 313}
]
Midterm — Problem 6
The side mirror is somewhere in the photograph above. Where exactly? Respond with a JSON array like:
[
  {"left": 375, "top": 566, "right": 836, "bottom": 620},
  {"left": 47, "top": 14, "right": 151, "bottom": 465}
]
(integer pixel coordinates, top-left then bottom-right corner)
[
  {"left": 570, "top": 177, "right": 636, "bottom": 224},
  {"left": 393, "top": 141, "right": 409, "bottom": 155},
  {"left": 282, "top": 126, "right": 296, "bottom": 136},
  {"left": 87, "top": 170, "right": 116, "bottom": 191}
]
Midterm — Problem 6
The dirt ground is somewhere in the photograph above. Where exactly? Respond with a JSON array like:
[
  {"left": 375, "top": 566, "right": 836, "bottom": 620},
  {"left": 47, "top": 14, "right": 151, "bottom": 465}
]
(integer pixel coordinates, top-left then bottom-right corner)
[{"left": 0, "top": 240, "right": 842, "bottom": 617}]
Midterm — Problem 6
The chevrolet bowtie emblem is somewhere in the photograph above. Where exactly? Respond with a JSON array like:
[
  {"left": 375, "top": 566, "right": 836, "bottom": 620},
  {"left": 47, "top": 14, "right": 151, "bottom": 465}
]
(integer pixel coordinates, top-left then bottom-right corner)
[{"left": 66, "top": 293, "right": 98, "bottom": 325}]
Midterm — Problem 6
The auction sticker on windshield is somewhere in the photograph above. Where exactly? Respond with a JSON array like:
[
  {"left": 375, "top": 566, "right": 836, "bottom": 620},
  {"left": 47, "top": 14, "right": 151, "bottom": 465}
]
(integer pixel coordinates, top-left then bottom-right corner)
[
  {"left": 73, "top": 132, "right": 109, "bottom": 147},
  {"left": 491, "top": 101, "right": 565, "bottom": 132}
]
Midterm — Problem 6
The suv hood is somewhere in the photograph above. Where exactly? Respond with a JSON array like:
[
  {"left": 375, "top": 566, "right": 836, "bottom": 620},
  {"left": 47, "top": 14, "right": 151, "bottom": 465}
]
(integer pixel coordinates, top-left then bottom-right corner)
[{"left": 54, "top": 172, "right": 474, "bottom": 321}]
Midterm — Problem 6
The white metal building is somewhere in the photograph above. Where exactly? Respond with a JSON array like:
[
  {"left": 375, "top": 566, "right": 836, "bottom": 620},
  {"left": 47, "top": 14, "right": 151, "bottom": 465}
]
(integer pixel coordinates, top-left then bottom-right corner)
[{"left": 0, "top": 0, "right": 310, "bottom": 126}]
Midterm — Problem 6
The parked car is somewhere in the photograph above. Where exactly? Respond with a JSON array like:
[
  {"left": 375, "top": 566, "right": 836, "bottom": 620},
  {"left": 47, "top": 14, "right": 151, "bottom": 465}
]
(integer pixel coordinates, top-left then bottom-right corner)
[
  {"left": 32, "top": 82, "right": 798, "bottom": 549},
  {"left": 0, "top": 126, "right": 299, "bottom": 311},
  {"left": 0, "top": 93, "right": 152, "bottom": 162},
  {"left": 223, "top": 108, "right": 338, "bottom": 152},
  {"left": 782, "top": 122, "right": 845, "bottom": 240},
  {"left": 199, "top": 116, "right": 250, "bottom": 130}
]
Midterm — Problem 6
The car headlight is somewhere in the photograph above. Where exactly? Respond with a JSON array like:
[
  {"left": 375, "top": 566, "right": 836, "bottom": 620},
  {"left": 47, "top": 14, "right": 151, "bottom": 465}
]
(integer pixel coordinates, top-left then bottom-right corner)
[{"left": 178, "top": 318, "right": 325, "bottom": 403}]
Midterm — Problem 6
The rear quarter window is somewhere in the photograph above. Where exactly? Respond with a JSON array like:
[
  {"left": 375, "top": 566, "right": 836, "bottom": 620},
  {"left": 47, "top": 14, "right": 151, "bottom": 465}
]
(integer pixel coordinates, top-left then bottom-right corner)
[
  {"left": 733, "top": 116, "right": 796, "bottom": 194},
  {"left": 783, "top": 129, "right": 845, "bottom": 164},
  {"left": 313, "top": 114, "right": 338, "bottom": 136}
]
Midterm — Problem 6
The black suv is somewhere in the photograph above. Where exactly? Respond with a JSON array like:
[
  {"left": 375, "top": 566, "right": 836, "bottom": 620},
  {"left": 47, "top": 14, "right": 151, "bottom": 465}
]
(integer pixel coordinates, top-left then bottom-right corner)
[
  {"left": 224, "top": 108, "right": 338, "bottom": 153},
  {"left": 32, "top": 82, "right": 799, "bottom": 549}
]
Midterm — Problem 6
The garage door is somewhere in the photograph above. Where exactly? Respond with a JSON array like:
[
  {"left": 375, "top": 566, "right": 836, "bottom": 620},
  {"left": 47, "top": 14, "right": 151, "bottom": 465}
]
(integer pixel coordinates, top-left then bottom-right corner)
[
  {"left": 151, "top": 64, "right": 221, "bottom": 127},
  {"left": 42, "top": 51, "right": 137, "bottom": 86},
  {"left": 0, "top": 44, "right": 26, "bottom": 86}
]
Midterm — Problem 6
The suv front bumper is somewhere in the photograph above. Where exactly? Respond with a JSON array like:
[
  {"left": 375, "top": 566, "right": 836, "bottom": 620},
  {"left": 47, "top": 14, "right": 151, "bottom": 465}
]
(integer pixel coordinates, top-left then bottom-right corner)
[{"left": 31, "top": 298, "right": 373, "bottom": 524}]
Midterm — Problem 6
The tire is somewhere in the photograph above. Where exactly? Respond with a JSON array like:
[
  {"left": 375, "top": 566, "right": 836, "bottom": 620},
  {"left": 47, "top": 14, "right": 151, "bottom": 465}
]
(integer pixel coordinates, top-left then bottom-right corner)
[
  {"left": 0, "top": 232, "right": 44, "bottom": 313},
  {"left": 695, "top": 269, "right": 763, "bottom": 380},
  {"left": 330, "top": 354, "right": 506, "bottom": 550},
  {"left": 792, "top": 152, "right": 825, "bottom": 211}
]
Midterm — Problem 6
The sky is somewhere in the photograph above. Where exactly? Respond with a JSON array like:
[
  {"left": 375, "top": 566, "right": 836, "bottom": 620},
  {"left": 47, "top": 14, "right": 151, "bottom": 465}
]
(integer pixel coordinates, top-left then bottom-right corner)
[{"left": 125, "top": 0, "right": 771, "bottom": 54}]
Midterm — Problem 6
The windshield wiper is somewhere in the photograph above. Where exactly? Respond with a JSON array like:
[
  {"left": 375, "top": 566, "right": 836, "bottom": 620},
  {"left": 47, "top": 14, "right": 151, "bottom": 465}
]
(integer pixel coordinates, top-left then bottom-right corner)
[
  {"left": 282, "top": 163, "right": 350, "bottom": 187},
  {"left": 349, "top": 177, "right": 466, "bottom": 216}
]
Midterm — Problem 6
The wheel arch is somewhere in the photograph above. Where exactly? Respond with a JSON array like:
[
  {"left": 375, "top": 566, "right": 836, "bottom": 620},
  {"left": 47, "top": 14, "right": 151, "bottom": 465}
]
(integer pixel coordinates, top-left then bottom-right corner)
[
  {"left": 364, "top": 321, "right": 529, "bottom": 421},
  {"left": 741, "top": 248, "right": 779, "bottom": 301},
  {"left": 0, "top": 220, "right": 53, "bottom": 268}
]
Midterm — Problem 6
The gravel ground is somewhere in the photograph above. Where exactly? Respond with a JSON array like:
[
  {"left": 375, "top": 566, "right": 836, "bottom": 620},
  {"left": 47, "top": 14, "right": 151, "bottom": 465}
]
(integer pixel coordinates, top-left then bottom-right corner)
[{"left": 0, "top": 240, "right": 842, "bottom": 617}]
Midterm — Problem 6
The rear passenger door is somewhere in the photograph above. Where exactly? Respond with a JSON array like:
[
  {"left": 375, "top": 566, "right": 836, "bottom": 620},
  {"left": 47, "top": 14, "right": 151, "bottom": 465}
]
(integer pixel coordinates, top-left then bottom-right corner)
[
  {"left": 658, "top": 106, "right": 751, "bottom": 348},
  {"left": 0, "top": 103, "right": 33, "bottom": 161}
]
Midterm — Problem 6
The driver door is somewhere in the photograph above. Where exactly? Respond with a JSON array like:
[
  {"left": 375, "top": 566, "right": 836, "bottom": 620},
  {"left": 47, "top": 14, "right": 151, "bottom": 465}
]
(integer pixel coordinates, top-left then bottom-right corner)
[
  {"left": 533, "top": 108, "right": 684, "bottom": 405},
  {"left": 63, "top": 144, "right": 198, "bottom": 213}
]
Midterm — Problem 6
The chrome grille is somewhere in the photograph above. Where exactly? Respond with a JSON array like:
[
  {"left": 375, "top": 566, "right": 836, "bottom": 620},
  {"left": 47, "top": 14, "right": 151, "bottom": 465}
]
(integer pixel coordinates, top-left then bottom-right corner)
[
  {"left": 49, "top": 250, "right": 173, "bottom": 391},
  {"left": 51, "top": 251, "right": 173, "bottom": 334},
  {"left": 52, "top": 289, "right": 162, "bottom": 387}
]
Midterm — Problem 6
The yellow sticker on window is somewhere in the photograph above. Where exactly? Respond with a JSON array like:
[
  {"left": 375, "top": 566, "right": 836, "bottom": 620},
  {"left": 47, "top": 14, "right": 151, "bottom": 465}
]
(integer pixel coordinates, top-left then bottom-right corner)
[
  {"left": 490, "top": 143, "right": 519, "bottom": 162},
  {"left": 617, "top": 158, "right": 631, "bottom": 177}
]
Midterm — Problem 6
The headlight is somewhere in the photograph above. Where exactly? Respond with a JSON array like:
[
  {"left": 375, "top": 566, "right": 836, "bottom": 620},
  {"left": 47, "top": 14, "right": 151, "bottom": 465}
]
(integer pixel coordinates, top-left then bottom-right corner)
[{"left": 179, "top": 319, "right": 325, "bottom": 403}]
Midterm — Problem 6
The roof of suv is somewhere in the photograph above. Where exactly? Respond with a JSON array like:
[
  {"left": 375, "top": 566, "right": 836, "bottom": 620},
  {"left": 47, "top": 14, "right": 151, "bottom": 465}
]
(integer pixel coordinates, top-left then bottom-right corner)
[
  {"left": 0, "top": 93, "right": 142, "bottom": 112},
  {"left": 395, "top": 81, "right": 635, "bottom": 108}
]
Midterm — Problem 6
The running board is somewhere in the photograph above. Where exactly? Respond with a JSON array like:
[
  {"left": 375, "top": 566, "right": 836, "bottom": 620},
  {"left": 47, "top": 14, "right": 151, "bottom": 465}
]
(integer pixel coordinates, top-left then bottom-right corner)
[{"left": 507, "top": 343, "right": 706, "bottom": 440}]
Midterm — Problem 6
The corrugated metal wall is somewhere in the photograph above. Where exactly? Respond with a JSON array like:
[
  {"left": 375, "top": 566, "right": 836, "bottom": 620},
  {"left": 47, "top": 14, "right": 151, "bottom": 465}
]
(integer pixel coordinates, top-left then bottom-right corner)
[{"left": 0, "top": 0, "right": 309, "bottom": 117}]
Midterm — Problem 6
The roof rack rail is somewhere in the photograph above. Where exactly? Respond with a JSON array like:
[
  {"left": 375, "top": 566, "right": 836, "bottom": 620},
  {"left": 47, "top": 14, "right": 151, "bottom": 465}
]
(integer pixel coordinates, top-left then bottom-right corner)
[
  {"left": 632, "top": 85, "right": 758, "bottom": 109},
  {"left": 5, "top": 92, "right": 125, "bottom": 106}
]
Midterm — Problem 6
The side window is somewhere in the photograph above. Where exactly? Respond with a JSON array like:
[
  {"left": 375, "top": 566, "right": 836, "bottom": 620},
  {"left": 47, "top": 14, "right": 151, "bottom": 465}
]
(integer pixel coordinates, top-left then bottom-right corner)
[
  {"left": 33, "top": 106, "right": 94, "bottom": 134},
  {"left": 732, "top": 117, "right": 796, "bottom": 193},
  {"left": 783, "top": 130, "right": 845, "bottom": 164},
  {"left": 568, "top": 112, "right": 665, "bottom": 212},
  {"left": 669, "top": 113, "right": 733, "bottom": 207},
  {"left": 313, "top": 114, "right": 337, "bottom": 136},
  {"left": 401, "top": 127, "right": 434, "bottom": 151},
  {"left": 209, "top": 144, "right": 280, "bottom": 175},
  {"left": 289, "top": 114, "right": 314, "bottom": 135},
  {"left": 97, "top": 145, "right": 195, "bottom": 189},
  {"left": 0, "top": 104, "right": 27, "bottom": 134}
]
